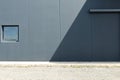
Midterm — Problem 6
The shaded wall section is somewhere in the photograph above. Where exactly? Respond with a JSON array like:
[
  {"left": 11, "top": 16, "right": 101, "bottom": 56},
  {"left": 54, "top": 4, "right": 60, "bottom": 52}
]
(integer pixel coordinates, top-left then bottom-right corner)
[
  {"left": 51, "top": 0, "right": 91, "bottom": 61},
  {"left": 50, "top": 0, "right": 120, "bottom": 61}
]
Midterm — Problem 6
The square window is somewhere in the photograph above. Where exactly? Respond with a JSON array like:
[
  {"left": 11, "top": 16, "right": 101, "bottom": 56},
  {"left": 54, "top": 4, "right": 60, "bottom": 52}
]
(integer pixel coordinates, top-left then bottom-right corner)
[{"left": 1, "top": 25, "right": 19, "bottom": 42}]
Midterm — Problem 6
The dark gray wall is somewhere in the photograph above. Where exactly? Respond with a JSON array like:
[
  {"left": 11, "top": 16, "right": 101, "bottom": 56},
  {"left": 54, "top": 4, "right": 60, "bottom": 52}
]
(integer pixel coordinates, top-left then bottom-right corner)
[
  {"left": 51, "top": 0, "right": 120, "bottom": 61},
  {"left": 0, "top": 0, "right": 120, "bottom": 61}
]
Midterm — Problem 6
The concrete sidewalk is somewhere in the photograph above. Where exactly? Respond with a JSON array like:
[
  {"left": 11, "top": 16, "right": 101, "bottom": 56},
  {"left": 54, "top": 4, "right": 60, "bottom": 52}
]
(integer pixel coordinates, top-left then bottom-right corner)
[{"left": 0, "top": 62, "right": 120, "bottom": 80}]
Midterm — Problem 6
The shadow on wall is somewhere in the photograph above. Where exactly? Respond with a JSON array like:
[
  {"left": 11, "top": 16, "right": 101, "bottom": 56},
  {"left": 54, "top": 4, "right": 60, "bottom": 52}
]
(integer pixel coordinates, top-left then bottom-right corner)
[
  {"left": 50, "top": 0, "right": 120, "bottom": 61},
  {"left": 50, "top": 0, "right": 91, "bottom": 61}
]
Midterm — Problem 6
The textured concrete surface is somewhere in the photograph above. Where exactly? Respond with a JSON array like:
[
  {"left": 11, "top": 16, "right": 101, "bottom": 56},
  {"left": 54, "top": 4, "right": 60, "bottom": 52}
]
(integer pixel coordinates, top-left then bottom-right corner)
[{"left": 0, "top": 62, "right": 120, "bottom": 80}]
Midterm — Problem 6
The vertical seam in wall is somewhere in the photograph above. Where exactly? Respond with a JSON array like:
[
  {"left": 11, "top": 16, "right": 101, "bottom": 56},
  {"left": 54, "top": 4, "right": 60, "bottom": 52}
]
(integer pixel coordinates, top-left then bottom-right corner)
[
  {"left": 59, "top": 0, "right": 61, "bottom": 41},
  {"left": 90, "top": 14, "right": 93, "bottom": 60},
  {"left": 89, "top": 1, "right": 93, "bottom": 61},
  {"left": 118, "top": 13, "right": 120, "bottom": 60}
]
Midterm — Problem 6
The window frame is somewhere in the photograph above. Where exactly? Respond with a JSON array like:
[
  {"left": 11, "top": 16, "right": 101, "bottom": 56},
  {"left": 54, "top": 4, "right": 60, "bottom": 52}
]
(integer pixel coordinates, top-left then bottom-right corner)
[{"left": 1, "top": 25, "right": 19, "bottom": 43}]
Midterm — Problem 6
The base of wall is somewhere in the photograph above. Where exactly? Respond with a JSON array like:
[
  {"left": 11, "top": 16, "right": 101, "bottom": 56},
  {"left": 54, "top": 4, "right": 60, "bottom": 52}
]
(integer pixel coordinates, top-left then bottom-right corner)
[{"left": 0, "top": 62, "right": 120, "bottom": 68}]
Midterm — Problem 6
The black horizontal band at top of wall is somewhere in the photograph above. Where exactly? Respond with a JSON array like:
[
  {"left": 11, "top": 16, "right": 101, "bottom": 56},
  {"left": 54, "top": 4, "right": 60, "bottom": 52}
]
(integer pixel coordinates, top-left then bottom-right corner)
[{"left": 89, "top": 9, "right": 120, "bottom": 13}]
